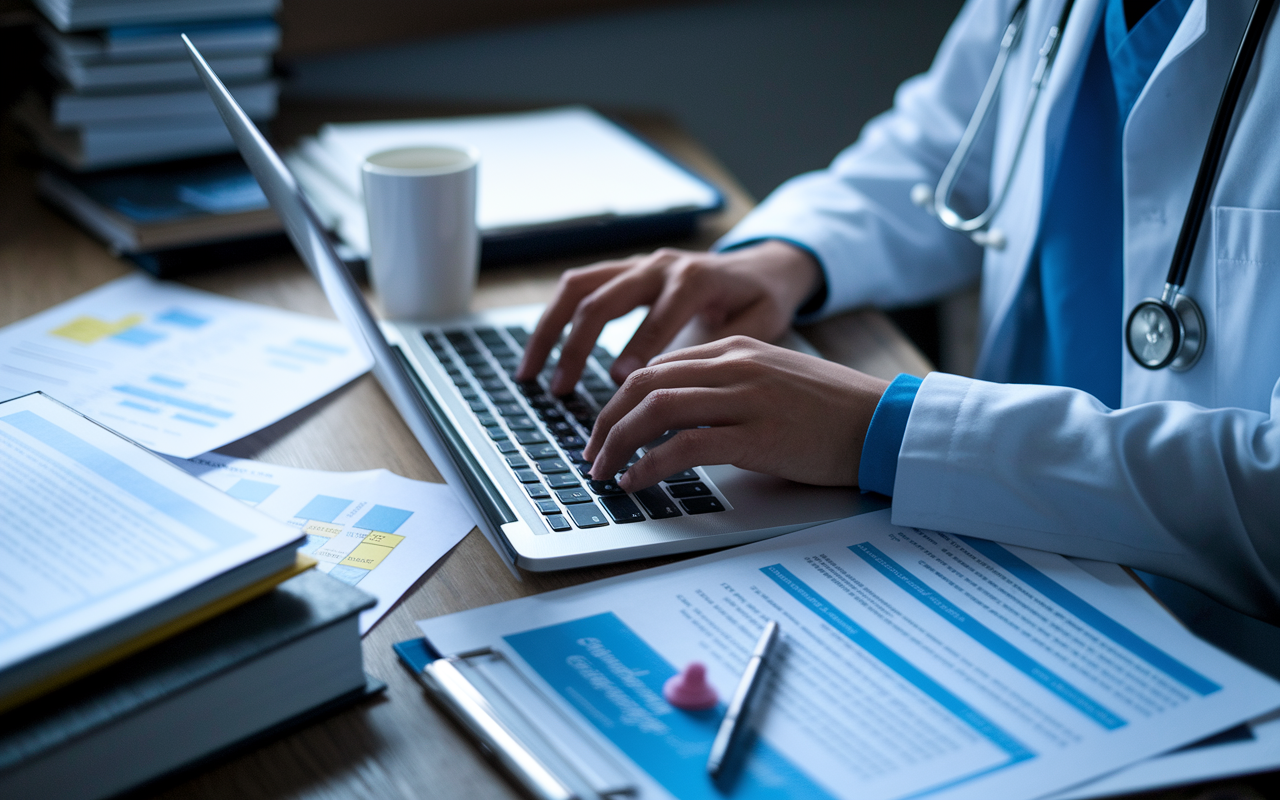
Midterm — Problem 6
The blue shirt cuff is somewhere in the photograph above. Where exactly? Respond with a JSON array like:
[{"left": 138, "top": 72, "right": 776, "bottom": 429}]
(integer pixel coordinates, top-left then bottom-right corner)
[{"left": 858, "top": 373, "right": 923, "bottom": 496}]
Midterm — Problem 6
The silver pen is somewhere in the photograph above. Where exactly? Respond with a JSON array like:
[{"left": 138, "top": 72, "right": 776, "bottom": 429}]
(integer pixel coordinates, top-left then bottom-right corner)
[{"left": 707, "top": 620, "right": 781, "bottom": 781}]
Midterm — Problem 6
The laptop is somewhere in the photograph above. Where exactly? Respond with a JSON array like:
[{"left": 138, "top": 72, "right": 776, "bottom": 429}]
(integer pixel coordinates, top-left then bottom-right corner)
[{"left": 186, "top": 37, "right": 880, "bottom": 571}]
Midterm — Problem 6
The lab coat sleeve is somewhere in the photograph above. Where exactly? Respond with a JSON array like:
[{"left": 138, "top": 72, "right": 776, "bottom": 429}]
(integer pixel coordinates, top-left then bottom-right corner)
[
  {"left": 715, "top": 0, "right": 1017, "bottom": 318},
  {"left": 892, "top": 372, "right": 1280, "bottom": 620}
]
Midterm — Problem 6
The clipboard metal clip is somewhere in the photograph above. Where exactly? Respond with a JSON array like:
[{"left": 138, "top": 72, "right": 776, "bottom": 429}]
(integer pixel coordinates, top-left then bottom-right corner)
[{"left": 415, "top": 647, "right": 638, "bottom": 800}]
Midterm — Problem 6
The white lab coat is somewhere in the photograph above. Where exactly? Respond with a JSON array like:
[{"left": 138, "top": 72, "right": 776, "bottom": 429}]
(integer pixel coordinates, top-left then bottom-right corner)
[{"left": 718, "top": 0, "right": 1280, "bottom": 619}]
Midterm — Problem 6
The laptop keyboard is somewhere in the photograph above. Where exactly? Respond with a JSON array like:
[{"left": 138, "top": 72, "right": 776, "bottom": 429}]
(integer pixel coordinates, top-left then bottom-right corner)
[{"left": 422, "top": 325, "right": 727, "bottom": 533}]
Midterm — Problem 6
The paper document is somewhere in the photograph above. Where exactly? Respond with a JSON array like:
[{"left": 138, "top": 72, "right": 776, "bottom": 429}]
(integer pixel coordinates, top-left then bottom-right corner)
[
  {"left": 175, "top": 453, "right": 475, "bottom": 632},
  {"left": 418, "top": 510, "right": 1280, "bottom": 800},
  {"left": 0, "top": 274, "right": 370, "bottom": 457},
  {"left": 0, "top": 393, "right": 301, "bottom": 678},
  {"left": 287, "top": 106, "right": 722, "bottom": 256}
]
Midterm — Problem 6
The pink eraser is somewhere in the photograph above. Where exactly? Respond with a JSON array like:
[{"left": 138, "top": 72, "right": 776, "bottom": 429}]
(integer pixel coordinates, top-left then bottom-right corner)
[{"left": 664, "top": 662, "right": 718, "bottom": 710}]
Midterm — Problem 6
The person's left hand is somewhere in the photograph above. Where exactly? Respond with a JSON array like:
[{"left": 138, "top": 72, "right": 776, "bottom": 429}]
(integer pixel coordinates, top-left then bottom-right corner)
[{"left": 583, "top": 336, "right": 890, "bottom": 490}]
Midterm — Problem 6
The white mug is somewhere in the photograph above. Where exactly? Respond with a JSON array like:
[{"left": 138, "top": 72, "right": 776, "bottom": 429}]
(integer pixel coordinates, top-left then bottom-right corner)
[{"left": 362, "top": 145, "right": 480, "bottom": 319}]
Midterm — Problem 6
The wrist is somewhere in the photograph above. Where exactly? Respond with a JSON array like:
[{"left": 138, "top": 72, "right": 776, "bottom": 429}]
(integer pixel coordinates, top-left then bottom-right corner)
[{"left": 736, "top": 239, "right": 824, "bottom": 316}]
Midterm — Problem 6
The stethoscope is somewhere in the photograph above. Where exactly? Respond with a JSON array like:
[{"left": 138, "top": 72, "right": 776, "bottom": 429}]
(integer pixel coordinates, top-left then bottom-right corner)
[{"left": 912, "top": 0, "right": 1277, "bottom": 371}]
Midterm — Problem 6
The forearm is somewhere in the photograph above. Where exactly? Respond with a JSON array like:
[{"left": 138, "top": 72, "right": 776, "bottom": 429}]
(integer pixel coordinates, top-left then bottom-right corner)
[{"left": 891, "top": 373, "right": 1280, "bottom": 620}]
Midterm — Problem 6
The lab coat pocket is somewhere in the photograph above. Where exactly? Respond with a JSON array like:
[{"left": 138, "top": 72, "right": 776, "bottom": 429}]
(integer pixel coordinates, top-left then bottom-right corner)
[{"left": 1213, "top": 206, "right": 1280, "bottom": 411}]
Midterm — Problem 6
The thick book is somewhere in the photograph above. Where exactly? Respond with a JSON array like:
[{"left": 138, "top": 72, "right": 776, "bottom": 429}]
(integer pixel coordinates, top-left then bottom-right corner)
[
  {"left": 15, "top": 93, "right": 243, "bottom": 169},
  {"left": 46, "top": 81, "right": 279, "bottom": 127},
  {"left": 286, "top": 106, "right": 724, "bottom": 266},
  {"left": 38, "top": 18, "right": 280, "bottom": 64},
  {"left": 0, "top": 393, "right": 303, "bottom": 712},
  {"left": 34, "top": 0, "right": 280, "bottom": 33},
  {"left": 45, "top": 52, "right": 271, "bottom": 92},
  {"left": 35, "top": 154, "right": 282, "bottom": 252},
  {"left": 0, "top": 570, "right": 378, "bottom": 800}
]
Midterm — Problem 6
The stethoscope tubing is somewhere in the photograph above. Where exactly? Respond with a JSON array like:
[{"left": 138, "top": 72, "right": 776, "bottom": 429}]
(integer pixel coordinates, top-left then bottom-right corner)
[{"left": 1165, "top": 0, "right": 1277, "bottom": 292}]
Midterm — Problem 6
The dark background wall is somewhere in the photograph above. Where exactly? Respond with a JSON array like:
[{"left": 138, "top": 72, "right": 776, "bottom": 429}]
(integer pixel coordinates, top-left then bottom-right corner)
[
  {"left": 283, "top": 0, "right": 967, "bottom": 202},
  {"left": 283, "top": 0, "right": 978, "bottom": 371}
]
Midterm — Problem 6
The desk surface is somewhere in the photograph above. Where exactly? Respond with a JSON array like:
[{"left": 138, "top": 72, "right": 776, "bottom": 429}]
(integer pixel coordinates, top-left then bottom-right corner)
[{"left": 0, "top": 104, "right": 1259, "bottom": 800}]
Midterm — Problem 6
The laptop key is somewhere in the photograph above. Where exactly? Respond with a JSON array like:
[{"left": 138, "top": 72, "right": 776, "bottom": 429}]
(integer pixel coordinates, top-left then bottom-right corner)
[
  {"left": 555, "top": 487, "right": 592, "bottom": 504},
  {"left": 515, "top": 430, "right": 548, "bottom": 445},
  {"left": 496, "top": 403, "right": 525, "bottom": 417},
  {"left": 505, "top": 455, "right": 528, "bottom": 469},
  {"left": 525, "top": 483, "right": 550, "bottom": 499},
  {"left": 468, "top": 399, "right": 488, "bottom": 413},
  {"left": 566, "top": 503, "right": 609, "bottom": 528},
  {"left": 495, "top": 439, "right": 519, "bottom": 454},
  {"left": 663, "top": 469, "right": 700, "bottom": 483},
  {"left": 506, "top": 416, "right": 537, "bottom": 431},
  {"left": 476, "top": 413, "right": 497, "bottom": 427},
  {"left": 546, "top": 474, "right": 580, "bottom": 489},
  {"left": 524, "top": 443, "right": 559, "bottom": 459},
  {"left": 534, "top": 499, "right": 560, "bottom": 515},
  {"left": 488, "top": 390, "right": 516, "bottom": 404},
  {"left": 506, "top": 326, "right": 531, "bottom": 346},
  {"left": 536, "top": 458, "right": 570, "bottom": 474},
  {"left": 486, "top": 426, "right": 508, "bottom": 441},
  {"left": 514, "top": 469, "right": 541, "bottom": 483},
  {"left": 633, "top": 486, "right": 682, "bottom": 519},
  {"left": 556, "top": 434, "right": 586, "bottom": 450},
  {"left": 681, "top": 497, "right": 725, "bottom": 514},
  {"left": 587, "top": 479, "right": 625, "bottom": 496},
  {"left": 471, "top": 366, "right": 498, "bottom": 381},
  {"left": 546, "top": 514, "right": 572, "bottom": 532},
  {"left": 600, "top": 495, "right": 644, "bottom": 524},
  {"left": 668, "top": 481, "right": 711, "bottom": 498}
]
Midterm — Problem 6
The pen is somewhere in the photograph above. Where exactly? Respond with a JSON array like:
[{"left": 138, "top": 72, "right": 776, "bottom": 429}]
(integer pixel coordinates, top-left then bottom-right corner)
[{"left": 707, "top": 620, "right": 781, "bottom": 782}]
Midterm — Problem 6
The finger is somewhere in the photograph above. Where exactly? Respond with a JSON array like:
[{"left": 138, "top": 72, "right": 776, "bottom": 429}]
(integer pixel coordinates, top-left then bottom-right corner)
[
  {"left": 548, "top": 254, "right": 677, "bottom": 395},
  {"left": 609, "top": 256, "right": 721, "bottom": 382},
  {"left": 618, "top": 428, "right": 746, "bottom": 491},
  {"left": 584, "top": 357, "right": 747, "bottom": 461},
  {"left": 587, "top": 386, "right": 743, "bottom": 478},
  {"left": 515, "top": 262, "right": 629, "bottom": 382}
]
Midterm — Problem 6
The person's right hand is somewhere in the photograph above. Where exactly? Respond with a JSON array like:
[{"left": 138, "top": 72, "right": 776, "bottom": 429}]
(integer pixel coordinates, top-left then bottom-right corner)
[{"left": 514, "top": 240, "right": 823, "bottom": 397}]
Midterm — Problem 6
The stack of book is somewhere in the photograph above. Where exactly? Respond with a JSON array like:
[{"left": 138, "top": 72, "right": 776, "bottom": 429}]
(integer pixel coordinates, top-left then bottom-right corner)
[
  {"left": 0, "top": 393, "right": 378, "bottom": 800},
  {"left": 16, "top": 0, "right": 281, "bottom": 170}
]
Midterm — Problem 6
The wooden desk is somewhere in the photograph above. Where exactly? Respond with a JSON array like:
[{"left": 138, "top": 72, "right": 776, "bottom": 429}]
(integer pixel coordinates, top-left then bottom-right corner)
[{"left": 6, "top": 106, "right": 1259, "bottom": 800}]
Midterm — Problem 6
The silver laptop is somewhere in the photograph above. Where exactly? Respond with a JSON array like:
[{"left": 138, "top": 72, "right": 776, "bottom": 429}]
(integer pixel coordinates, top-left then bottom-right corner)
[{"left": 186, "top": 37, "right": 879, "bottom": 571}]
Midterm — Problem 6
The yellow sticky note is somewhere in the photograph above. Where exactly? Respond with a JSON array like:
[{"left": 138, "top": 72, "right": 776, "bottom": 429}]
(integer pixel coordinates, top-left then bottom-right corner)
[
  {"left": 50, "top": 314, "right": 144, "bottom": 344},
  {"left": 340, "top": 542, "right": 396, "bottom": 569},
  {"left": 363, "top": 532, "right": 404, "bottom": 548}
]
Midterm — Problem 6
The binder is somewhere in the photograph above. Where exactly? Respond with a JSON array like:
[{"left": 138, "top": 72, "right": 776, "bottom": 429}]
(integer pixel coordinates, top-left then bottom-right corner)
[{"left": 394, "top": 638, "right": 638, "bottom": 800}]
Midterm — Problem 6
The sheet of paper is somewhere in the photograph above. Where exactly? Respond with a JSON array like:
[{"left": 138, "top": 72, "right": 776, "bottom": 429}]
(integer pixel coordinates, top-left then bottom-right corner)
[
  {"left": 0, "top": 393, "right": 302, "bottom": 675},
  {"left": 1058, "top": 711, "right": 1280, "bottom": 798},
  {"left": 174, "top": 453, "right": 475, "bottom": 633},
  {"left": 0, "top": 274, "right": 369, "bottom": 458},
  {"left": 287, "top": 106, "right": 722, "bottom": 256},
  {"left": 419, "top": 510, "right": 1280, "bottom": 800}
]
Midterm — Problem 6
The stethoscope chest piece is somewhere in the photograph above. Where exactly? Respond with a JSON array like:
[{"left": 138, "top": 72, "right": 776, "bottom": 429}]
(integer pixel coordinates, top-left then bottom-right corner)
[{"left": 1125, "top": 287, "right": 1205, "bottom": 371}]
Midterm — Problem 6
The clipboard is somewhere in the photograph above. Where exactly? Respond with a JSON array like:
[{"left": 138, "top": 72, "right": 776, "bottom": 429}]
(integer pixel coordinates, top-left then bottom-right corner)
[{"left": 394, "top": 637, "right": 639, "bottom": 800}]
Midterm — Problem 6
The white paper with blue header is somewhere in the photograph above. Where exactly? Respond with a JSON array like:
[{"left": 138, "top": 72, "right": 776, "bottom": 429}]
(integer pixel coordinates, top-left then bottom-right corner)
[
  {"left": 0, "top": 392, "right": 302, "bottom": 679},
  {"left": 0, "top": 274, "right": 370, "bottom": 458},
  {"left": 417, "top": 510, "right": 1280, "bottom": 800}
]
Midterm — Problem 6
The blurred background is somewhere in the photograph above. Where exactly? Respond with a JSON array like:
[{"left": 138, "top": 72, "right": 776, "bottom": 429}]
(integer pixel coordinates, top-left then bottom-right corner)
[{"left": 3, "top": 0, "right": 975, "bottom": 371}]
